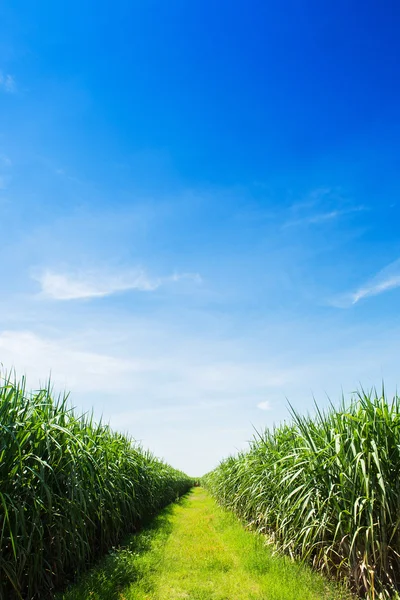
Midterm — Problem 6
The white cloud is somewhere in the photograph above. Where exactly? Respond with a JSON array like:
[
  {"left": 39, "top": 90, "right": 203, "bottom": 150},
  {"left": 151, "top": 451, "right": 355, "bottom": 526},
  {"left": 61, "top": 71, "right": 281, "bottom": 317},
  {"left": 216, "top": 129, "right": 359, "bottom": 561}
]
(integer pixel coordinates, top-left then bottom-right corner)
[
  {"left": 307, "top": 210, "right": 340, "bottom": 223},
  {"left": 0, "top": 329, "right": 292, "bottom": 404},
  {"left": 351, "top": 259, "right": 400, "bottom": 304},
  {"left": 284, "top": 187, "right": 366, "bottom": 228},
  {"left": 0, "top": 330, "right": 155, "bottom": 394},
  {"left": 330, "top": 258, "right": 400, "bottom": 307},
  {"left": 0, "top": 73, "right": 16, "bottom": 93},
  {"left": 257, "top": 400, "right": 272, "bottom": 410},
  {"left": 284, "top": 206, "right": 365, "bottom": 228},
  {"left": 33, "top": 268, "right": 202, "bottom": 300},
  {"left": 169, "top": 271, "right": 202, "bottom": 284}
]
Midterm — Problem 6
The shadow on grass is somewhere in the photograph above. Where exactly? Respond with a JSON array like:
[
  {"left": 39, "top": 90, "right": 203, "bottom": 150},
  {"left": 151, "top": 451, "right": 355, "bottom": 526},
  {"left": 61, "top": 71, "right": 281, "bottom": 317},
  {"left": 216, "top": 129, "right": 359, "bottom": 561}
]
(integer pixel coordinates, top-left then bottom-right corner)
[{"left": 58, "top": 493, "right": 192, "bottom": 600}]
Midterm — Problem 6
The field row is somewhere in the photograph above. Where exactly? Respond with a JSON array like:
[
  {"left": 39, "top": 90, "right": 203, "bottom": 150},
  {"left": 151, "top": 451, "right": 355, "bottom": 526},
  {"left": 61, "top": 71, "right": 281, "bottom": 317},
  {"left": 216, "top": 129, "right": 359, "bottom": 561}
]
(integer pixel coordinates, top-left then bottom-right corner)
[
  {"left": 204, "top": 390, "right": 400, "bottom": 599},
  {"left": 0, "top": 374, "right": 192, "bottom": 599}
]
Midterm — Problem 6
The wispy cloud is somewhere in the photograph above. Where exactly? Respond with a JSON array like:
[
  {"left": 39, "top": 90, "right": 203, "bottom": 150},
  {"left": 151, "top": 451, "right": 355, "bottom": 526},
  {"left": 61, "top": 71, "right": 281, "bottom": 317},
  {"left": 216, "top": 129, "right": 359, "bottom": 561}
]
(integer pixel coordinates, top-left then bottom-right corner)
[
  {"left": 332, "top": 258, "right": 400, "bottom": 307},
  {"left": 33, "top": 268, "right": 202, "bottom": 300},
  {"left": 0, "top": 73, "right": 16, "bottom": 93},
  {"left": 351, "top": 259, "right": 400, "bottom": 304},
  {"left": 284, "top": 206, "right": 365, "bottom": 228},
  {"left": 283, "top": 187, "right": 367, "bottom": 228},
  {"left": 307, "top": 210, "right": 341, "bottom": 224},
  {"left": 0, "top": 330, "right": 155, "bottom": 394},
  {"left": 169, "top": 272, "right": 202, "bottom": 284},
  {"left": 0, "top": 329, "right": 292, "bottom": 405},
  {"left": 289, "top": 187, "right": 334, "bottom": 211},
  {"left": 257, "top": 400, "right": 272, "bottom": 410}
]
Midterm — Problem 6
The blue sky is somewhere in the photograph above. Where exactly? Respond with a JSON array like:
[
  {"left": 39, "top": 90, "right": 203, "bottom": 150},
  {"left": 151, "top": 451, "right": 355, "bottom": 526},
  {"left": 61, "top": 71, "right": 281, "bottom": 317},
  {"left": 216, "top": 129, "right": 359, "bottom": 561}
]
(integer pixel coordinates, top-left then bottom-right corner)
[{"left": 1, "top": 1, "right": 400, "bottom": 474}]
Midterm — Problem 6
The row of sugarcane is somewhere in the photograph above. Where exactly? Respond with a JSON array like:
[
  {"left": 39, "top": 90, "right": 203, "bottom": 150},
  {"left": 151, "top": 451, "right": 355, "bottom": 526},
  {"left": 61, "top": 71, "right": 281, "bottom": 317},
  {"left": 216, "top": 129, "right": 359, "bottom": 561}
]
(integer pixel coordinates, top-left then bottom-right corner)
[
  {"left": 0, "top": 373, "right": 193, "bottom": 599},
  {"left": 203, "top": 390, "right": 400, "bottom": 599}
]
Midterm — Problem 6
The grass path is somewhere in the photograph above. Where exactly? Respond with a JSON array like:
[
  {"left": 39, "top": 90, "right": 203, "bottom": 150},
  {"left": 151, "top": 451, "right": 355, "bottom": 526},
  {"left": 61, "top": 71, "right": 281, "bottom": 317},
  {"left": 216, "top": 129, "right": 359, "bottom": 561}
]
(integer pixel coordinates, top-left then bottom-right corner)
[{"left": 60, "top": 488, "right": 351, "bottom": 600}]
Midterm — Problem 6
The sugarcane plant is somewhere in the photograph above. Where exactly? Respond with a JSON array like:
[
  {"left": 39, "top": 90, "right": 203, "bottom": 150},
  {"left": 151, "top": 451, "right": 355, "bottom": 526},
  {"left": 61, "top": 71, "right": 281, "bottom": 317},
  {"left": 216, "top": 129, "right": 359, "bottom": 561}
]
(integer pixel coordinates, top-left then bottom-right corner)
[
  {"left": 0, "top": 371, "right": 192, "bottom": 599},
  {"left": 203, "top": 389, "right": 400, "bottom": 599}
]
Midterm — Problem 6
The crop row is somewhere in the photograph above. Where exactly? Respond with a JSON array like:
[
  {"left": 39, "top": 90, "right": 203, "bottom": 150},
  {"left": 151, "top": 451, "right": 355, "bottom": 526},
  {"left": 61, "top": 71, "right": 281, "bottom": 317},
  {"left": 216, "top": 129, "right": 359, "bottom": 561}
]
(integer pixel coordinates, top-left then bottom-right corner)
[
  {"left": 203, "top": 390, "right": 400, "bottom": 599},
  {"left": 0, "top": 373, "right": 193, "bottom": 599}
]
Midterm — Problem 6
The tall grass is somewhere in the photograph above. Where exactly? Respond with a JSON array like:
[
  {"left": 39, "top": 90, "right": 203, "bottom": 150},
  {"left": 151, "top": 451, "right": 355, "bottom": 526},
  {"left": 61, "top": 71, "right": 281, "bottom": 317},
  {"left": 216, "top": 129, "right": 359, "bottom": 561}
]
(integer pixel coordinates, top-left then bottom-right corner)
[
  {"left": 203, "top": 390, "right": 400, "bottom": 599},
  {"left": 0, "top": 372, "right": 192, "bottom": 599}
]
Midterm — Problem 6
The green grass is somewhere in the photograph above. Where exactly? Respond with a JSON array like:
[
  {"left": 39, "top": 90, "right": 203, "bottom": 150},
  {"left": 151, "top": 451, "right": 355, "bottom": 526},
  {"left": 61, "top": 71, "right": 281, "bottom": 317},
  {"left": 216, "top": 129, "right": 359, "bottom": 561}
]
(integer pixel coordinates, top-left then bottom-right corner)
[
  {"left": 203, "top": 390, "right": 400, "bottom": 599},
  {"left": 60, "top": 487, "right": 350, "bottom": 600},
  {"left": 0, "top": 372, "right": 192, "bottom": 599}
]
